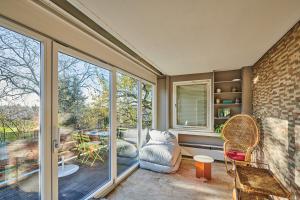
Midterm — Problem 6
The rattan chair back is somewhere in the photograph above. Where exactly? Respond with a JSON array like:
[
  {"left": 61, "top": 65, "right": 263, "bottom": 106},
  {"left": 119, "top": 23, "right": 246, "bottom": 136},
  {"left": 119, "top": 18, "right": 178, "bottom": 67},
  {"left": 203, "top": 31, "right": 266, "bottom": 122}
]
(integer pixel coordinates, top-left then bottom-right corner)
[{"left": 222, "top": 114, "right": 259, "bottom": 150}]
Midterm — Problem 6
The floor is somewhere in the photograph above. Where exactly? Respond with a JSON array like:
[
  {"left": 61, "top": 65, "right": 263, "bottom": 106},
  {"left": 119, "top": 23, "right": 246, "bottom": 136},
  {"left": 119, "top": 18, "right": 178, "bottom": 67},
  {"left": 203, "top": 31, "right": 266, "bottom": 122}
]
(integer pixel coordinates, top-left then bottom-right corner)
[
  {"left": 0, "top": 159, "right": 136, "bottom": 200},
  {"left": 104, "top": 158, "right": 233, "bottom": 200}
]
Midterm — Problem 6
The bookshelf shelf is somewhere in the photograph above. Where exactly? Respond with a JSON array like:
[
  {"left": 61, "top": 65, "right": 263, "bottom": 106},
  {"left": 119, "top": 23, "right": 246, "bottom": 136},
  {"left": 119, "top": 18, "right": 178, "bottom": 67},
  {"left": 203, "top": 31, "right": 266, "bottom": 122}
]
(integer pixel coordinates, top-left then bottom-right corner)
[
  {"left": 214, "top": 80, "right": 241, "bottom": 84},
  {"left": 214, "top": 117, "right": 230, "bottom": 120},
  {"left": 214, "top": 92, "right": 242, "bottom": 95},
  {"left": 214, "top": 103, "right": 241, "bottom": 106}
]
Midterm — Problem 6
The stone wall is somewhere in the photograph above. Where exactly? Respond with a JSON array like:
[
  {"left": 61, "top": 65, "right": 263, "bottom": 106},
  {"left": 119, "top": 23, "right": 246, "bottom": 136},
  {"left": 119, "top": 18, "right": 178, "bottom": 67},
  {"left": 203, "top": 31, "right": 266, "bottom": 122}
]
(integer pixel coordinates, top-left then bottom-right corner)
[{"left": 252, "top": 21, "right": 300, "bottom": 199}]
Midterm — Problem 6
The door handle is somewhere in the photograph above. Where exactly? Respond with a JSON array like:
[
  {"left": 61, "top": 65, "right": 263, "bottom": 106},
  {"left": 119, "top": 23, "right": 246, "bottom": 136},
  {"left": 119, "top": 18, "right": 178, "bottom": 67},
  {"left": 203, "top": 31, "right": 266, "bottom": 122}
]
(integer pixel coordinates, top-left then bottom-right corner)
[
  {"left": 53, "top": 128, "right": 60, "bottom": 153},
  {"left": 53, "top": 139, "right": 59, "bottom": 153}
]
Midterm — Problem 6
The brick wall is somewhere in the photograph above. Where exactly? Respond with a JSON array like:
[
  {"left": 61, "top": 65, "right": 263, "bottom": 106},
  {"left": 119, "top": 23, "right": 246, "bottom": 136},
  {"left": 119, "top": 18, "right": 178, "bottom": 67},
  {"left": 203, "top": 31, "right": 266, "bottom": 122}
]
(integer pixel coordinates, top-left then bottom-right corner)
[{"left": 253, "top": 21, "right": 300, "bottom": 199}]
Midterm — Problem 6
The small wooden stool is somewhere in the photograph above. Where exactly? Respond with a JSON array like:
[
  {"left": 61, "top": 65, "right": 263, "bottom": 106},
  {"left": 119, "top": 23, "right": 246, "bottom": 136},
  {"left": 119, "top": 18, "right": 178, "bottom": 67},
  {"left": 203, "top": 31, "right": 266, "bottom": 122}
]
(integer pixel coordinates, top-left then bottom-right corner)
[{"left": 193, "top": 155, "right": 214, "bottom": 180}]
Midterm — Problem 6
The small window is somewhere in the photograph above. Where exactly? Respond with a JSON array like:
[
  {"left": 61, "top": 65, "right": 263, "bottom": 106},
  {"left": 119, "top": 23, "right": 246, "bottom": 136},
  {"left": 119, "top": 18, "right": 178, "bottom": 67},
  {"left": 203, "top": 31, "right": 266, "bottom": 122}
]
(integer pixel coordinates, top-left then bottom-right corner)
[{"left": 173, "top": 80, "right": 211, "bottom": 129}]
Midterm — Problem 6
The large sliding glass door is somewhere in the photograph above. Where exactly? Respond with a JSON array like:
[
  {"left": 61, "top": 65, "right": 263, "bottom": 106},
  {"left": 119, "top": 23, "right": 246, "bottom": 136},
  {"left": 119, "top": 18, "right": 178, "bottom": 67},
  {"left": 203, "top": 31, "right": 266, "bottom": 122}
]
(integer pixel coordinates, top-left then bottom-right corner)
[
  {"left": 0, "top": 19, "right": 156, "bottom": 200},
  {"left": 53, "top": 49, "right": 112, "bottom": 200},
  {"left": 0, "top": 26, "right": 46, "bottom": 199}
]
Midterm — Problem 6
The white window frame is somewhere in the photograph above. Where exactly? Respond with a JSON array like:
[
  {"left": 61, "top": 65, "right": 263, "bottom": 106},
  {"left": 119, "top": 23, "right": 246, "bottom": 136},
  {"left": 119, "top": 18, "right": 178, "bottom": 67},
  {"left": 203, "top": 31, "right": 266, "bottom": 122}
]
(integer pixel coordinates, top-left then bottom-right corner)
[
  {"left": 52, "top": 42, "right": 115, "bottom": 200},
  {"left": 0, "top": 18, "right": 52, "bottom": 200},
  {"left": 173, "top": 79, "right": 212, "bottom": 130}
]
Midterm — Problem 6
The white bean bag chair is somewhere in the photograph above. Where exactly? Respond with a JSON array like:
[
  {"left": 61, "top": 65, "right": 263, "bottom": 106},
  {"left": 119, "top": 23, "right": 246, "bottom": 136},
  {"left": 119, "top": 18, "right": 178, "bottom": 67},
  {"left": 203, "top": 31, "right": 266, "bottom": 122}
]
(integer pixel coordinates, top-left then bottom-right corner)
[{"left": 139, "top": 130, "right": 181, "bottom": 173}]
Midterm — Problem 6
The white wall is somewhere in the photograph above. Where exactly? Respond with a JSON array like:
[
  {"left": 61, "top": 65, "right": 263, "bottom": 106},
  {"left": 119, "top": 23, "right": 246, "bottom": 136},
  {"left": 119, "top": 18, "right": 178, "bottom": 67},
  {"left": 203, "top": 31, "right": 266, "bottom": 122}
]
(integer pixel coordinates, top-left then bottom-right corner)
[{"left": 0, "top": 0, "right": 157, "bottom": 84}]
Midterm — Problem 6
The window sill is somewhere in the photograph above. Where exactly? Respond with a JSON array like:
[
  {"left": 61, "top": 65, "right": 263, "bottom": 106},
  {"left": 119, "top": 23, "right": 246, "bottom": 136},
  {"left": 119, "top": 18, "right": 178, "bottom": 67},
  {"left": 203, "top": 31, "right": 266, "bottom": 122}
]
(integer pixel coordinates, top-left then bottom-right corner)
[{"left": 168, "top": 128, "right": 220, "bottom": 138}]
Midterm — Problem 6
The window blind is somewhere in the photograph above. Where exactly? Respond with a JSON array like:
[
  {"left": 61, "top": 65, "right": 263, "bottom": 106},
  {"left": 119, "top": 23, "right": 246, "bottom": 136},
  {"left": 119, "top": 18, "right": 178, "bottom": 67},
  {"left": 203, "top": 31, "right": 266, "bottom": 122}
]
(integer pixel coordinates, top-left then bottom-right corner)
[{"left": 176, "top": 84, "right": 208, "bottom": 127}]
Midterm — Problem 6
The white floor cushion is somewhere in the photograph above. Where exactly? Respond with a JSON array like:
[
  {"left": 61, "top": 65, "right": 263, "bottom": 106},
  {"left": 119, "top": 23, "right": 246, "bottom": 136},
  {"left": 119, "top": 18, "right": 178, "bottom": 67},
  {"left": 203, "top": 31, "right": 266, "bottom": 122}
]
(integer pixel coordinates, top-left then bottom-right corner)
[
  {"left": 139, "top": 140, "right": 181, "bottom": 167},
  {"left": 140, "top": 153, "right": 182, "bottom": 173}
]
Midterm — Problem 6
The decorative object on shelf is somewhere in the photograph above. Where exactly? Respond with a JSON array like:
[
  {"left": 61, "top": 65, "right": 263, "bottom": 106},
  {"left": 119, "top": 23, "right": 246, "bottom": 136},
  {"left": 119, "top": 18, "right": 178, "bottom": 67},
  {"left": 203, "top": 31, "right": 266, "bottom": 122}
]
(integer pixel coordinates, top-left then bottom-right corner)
[
  {"left": 217, "top": 108, "right": 231, "bottom": 118},
  {"left": 216, "top": 88, "right": 222, "bottom": 93},
  {"left": 235, "top": 98, "right": 241, "bottom": 104},
  {"left": 215, "top": 98, "right": 221, "bottom": 104},
  {"left": 223, "top": 99, "right": 233, "bottom": 104},
  {"left": 217, "top": 108, "right": 224, "bottom": 118},
  {"left": 231, "top": 87, "right": 237, "bottom": 92},
  {"left": 223, "top": 108, "right": 231, "bottom": 117}
]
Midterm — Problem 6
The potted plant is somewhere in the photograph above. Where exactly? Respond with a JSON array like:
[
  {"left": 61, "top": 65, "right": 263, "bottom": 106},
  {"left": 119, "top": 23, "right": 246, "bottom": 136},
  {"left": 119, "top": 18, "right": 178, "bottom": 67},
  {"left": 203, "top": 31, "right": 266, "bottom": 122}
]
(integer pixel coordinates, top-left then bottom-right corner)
[{"left": 214, "top": 123, "right": 225, "bottom": 139}]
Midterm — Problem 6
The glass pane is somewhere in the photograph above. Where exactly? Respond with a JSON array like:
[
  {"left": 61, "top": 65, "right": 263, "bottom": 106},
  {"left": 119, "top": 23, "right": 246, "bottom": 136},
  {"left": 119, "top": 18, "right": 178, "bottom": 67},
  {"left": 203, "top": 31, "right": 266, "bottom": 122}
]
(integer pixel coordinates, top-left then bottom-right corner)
[
  {"left": 176, "top": 84, "right": 207, "bottom": 127},
  {"left": 141, "top": 83, "right": 153, "bottom": 146},
  {"left": 0, "top": 26, "right": 41, "bottom": 199},
  {"left": 58, "top": 52, "right": 111, "bottom": 199},
  {"left": 116, "top": 73, "right": 138, "bottom": 176}
]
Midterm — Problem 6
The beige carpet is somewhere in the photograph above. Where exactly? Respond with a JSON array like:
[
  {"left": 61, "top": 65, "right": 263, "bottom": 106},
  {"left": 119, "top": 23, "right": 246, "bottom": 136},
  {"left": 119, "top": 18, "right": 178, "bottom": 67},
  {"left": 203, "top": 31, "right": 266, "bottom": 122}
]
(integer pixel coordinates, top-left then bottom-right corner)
[{"left": 105, "top": 158, "right": 233, "bottom": 200}]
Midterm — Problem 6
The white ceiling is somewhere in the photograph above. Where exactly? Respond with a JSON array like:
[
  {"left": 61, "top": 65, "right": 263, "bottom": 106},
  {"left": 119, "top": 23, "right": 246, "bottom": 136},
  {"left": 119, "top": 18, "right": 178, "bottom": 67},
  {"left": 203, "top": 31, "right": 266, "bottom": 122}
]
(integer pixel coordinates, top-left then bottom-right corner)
[{"left": 69, "top": 0, "right": 300, "bottom": 75}]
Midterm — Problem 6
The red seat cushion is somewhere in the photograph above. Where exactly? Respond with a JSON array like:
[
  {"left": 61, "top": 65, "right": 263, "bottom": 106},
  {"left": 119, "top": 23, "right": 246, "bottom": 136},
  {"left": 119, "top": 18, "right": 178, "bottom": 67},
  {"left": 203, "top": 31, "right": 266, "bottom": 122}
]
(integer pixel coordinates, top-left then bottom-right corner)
[{"left": 226, "top": 150, "right": 246, "bottom": 161}]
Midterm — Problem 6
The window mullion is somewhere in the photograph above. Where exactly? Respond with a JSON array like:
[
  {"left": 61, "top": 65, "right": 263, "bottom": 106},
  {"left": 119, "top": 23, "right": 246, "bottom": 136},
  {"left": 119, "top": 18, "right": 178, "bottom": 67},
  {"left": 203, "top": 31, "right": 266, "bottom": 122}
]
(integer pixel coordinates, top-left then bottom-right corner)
[
  {"left": 110, "top": 69, "right": 117, "bottom": 182},
  {"left": 137, "top": 81, "right": 142, "bottom": 149}
]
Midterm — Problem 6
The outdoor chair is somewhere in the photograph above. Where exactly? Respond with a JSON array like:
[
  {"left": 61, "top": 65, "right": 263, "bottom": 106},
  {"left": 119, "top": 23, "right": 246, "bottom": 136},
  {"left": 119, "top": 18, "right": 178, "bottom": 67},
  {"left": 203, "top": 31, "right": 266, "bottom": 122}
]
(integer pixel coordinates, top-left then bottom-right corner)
[
  {"left": 72, "top": 133, "right": 106, "bottom": 166},
  {"left": 221, "top": 114, "right": 260, "bottom": 175}
]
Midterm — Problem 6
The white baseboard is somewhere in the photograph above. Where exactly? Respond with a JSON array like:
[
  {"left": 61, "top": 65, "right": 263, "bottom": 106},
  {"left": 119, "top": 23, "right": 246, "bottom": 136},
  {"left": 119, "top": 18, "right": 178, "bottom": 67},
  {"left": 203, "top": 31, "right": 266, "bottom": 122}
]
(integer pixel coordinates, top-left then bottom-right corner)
[{"left": 180, "top": 146, "right": 224, "bottom": 161}]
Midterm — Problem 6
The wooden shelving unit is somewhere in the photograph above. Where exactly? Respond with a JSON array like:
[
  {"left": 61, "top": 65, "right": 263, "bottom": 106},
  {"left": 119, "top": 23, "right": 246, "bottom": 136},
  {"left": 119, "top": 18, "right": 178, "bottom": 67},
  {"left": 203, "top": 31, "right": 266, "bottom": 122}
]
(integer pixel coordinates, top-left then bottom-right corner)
[{"left": 212, "top": 69, "right": 242, "bottom": 130}]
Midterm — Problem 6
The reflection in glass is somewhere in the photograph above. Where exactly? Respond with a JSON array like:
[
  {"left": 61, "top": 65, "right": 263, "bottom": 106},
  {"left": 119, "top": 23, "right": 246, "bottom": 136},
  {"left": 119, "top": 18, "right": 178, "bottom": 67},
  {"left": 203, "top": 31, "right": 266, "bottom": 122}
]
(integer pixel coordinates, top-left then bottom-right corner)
[
  {"left": 0, "top": 26, "right": 41, "bottom": 199},
  {"left": 57, "top": 52, "right": 111, "bottom": 199},
  {"left": 141, "top": 83, "right": 153, "bottom": 146},
  {"left": 116, "top": 73, "right": 139, "bottom": 176}
]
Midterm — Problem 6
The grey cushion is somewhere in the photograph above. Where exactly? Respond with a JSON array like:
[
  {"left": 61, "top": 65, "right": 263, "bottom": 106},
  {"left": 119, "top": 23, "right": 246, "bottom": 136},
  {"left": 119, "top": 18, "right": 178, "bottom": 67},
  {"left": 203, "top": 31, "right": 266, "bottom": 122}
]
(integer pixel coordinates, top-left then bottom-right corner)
[{"left": 139, "top": 140, "right": 181, "bottom": 167}]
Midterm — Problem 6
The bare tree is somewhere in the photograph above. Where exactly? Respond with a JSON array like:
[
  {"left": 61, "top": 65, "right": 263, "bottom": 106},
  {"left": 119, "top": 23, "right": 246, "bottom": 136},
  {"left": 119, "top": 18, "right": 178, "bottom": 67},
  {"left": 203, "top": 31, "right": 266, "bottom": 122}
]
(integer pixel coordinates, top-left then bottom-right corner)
[
  {"left": 0, "top": 27, "right": 95, "bottom": 102},
  {"left": 0, "top": 27, "right": 41, "bottom": 100}
]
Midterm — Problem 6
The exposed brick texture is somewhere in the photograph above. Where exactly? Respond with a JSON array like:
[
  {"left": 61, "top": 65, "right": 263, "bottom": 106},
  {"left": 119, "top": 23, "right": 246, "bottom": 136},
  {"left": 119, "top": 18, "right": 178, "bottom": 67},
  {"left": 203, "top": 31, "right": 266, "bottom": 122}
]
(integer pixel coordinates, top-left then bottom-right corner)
[{"left": 253, "top": 21, "right": 300, "bottom": 199}]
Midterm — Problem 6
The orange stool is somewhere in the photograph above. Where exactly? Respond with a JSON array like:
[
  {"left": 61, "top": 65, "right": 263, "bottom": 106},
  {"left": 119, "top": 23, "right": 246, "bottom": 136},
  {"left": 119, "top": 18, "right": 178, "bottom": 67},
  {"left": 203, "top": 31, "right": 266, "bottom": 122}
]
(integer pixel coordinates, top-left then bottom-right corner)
[{"left": 193, "top": 155, "right": 214, "bottom": 180}]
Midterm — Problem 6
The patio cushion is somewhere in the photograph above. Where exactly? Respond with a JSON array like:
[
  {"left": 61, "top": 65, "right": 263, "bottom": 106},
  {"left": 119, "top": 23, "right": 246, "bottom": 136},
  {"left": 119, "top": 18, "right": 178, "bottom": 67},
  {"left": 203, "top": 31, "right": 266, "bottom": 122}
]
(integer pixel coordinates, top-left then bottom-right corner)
[{"left": 226, "top": 150, "right": 245, "bottom": 161}]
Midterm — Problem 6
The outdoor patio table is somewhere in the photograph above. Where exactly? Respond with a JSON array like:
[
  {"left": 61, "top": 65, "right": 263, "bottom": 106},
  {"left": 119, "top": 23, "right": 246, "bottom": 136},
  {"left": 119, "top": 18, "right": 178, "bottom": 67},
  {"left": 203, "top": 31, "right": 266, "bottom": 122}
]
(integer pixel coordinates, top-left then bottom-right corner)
[
  {"left": 85, "top": 131, "right": 108, "bottom": 137},
  {"left": 58, "top": 156, "right": 79, "bottom": 178}
]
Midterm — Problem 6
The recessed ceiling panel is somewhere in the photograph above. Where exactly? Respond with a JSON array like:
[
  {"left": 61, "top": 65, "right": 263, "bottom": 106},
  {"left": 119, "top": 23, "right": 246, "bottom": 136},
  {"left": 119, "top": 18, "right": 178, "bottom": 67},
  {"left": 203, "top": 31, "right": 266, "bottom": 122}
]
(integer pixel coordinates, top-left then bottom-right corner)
[{"left": 69, "top": 0, "right": 300, "bottom": 75}]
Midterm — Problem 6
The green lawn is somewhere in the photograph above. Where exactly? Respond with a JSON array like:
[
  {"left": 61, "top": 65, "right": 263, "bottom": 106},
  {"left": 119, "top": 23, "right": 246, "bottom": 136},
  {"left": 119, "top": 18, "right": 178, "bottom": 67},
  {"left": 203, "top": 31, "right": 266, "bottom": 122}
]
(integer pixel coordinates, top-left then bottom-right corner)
[
  {"left": 0, "top": 126, "right": 17, "bottom": 133},
  {"left": 0, "top": 127, "right": 36, "bottom": 142}
]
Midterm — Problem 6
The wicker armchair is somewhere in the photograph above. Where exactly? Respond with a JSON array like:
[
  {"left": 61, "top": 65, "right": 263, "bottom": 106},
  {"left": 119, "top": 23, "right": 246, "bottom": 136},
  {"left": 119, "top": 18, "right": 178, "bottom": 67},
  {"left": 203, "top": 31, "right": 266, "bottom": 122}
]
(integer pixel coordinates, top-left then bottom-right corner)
[{"left": 221, "top": 114, "right": 259, "bottom": 175}]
